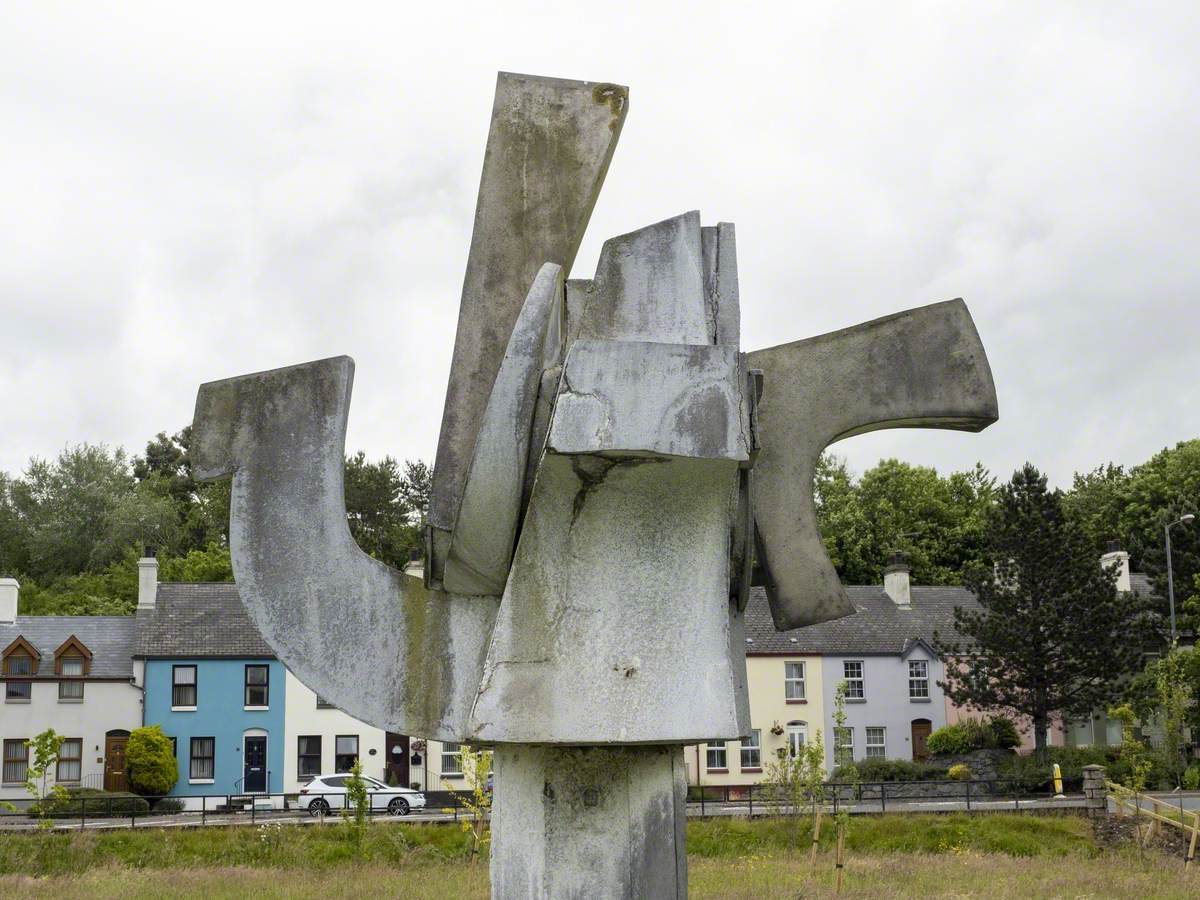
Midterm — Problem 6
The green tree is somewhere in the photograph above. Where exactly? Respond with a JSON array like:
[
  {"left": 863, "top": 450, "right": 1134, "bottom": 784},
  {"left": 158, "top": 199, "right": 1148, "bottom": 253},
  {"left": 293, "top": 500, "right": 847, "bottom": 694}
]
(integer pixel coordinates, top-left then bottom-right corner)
[
  {"left": 1124, "top": 647, "right": 1199, "bottom": 789},
  {"left": 449, "top": 746, "right": 492, "bottom": 863},
  {"left": 814, "top": 455, "right": 995, "bottom": 587},
  {"left": 937, "top": 464, "right": 1156, "bottom": 761},
  {"left": 344, "top": 452, "right": 421, "bottom": 567},
  {"left": 126, "top": 725, "right": 179, "bottom": 796},
  {"left": 158, "top": 543, "right": 233, "bottom": 582},
  {"left": 24, "top": 728, "right": 68, "bottom": 822}
]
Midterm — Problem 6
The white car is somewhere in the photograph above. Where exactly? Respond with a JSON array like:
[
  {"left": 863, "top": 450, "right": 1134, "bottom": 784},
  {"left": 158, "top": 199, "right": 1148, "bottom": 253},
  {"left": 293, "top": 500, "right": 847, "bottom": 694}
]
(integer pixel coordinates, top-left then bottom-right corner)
[{"left": 299, "top": 773, "right": 427, "bottom": 816}]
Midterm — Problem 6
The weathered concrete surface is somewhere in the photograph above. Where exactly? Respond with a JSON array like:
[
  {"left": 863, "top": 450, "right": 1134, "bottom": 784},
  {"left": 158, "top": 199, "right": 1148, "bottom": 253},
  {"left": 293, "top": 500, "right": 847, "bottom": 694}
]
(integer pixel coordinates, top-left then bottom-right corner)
[
  {"left": 570, "top": 212, "right": 709, "bottom": 345},
  {"left": 701, "top": 222, "right": 739, "bottom": 346},
  {"left": 444, "top": 263, "right": 564, "bottom": 596},
  {"left": 490, "top": 744, "right": 687, "bottom": 899},
  {"left": 429, "top": 73, "right": 627, "bottom": 584},
  {"left": 468, "top": 453, "right": 747, "bottom": 744},
  {"left": 190, "top": 356, "right": 497, "bottom": 741},
  {"left": 549, "top": 340, "right": 749, "bottom": 460},
  {"left": 748, "top": 299, "right": 998, "bottom": 629}
]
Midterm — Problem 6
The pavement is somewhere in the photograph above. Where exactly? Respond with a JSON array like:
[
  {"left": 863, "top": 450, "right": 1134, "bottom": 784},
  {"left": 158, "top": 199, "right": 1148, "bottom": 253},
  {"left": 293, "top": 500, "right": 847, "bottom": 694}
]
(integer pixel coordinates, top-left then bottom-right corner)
[{"left": 4, "top": 791, "right": 1197, "bottom": 832}]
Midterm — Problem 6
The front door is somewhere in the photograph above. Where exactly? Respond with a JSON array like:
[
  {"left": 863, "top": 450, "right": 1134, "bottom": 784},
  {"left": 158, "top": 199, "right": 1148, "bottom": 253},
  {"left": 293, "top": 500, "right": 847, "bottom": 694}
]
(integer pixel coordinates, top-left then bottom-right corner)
[
  {"left": 912, "top": 719, "right": 933, "bottom": 761},
  {"left": 244, "top": 736, "right": 267, "bottom": 793},
  {"left": 386, "top": 732, "right": 409, "bottom": 787},
  {"left": 104, "top": 734, "right": 129, "bottom": 792}
]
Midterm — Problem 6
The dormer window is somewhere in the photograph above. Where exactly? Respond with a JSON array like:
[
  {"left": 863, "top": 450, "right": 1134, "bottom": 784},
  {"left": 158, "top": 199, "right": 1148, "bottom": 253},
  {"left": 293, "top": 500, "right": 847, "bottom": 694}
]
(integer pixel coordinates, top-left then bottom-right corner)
[
  {"left": 3, "top": 637, "right": 39, "bottom": 702},
  {"left": 52, "top": 636, "right": 91, "bottom": 702}
]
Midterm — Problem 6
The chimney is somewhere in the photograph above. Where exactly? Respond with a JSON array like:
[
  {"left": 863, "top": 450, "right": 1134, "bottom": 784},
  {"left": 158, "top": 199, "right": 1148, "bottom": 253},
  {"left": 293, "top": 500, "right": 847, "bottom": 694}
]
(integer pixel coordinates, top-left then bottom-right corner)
[
  {"left": 0, "top": 577, "right": 18, "bottom": 624},
  {"left": 883, "top": 551, "right": 912, "bottom": 607},
  {"left": 1100, "top": 540, "right": 1131, "bottom": 593},
  {"left": 137, "top": 549, "right": 159, "bottom": 611}
]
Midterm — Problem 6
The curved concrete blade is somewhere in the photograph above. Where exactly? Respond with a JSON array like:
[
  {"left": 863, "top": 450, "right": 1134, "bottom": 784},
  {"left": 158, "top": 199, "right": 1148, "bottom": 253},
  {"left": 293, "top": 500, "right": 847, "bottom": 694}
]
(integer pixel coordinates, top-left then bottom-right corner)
[
  {"left": 429, "top": 72, "right": 629, "bottom": 578},
  {"left": 444, "top": 263, "right": 564, "bottom": 596},
  {"left": 191, "top": 356, "right": 497, "bottom": 741},
  {"left": 747, "top": 299, "right": 998, "bottom": 630}
]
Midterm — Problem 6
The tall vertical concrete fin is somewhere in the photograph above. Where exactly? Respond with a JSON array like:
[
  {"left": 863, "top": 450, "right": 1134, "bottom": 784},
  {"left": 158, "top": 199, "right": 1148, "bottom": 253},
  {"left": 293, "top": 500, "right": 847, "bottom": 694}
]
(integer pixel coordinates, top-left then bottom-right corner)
[
  {"left": 701, "top": 222, "right": 739, "bottom": 346},
  {"left": 190, "top": 357, "right": 498, "bottom": 742},
  {"left": 443, "top": 263, "right": 565, "bottom": 596},
  {"left": 428, "top": 72, "right": 629, "bottom": 585},
  {"left": 574, "top": 211, "right": 708, "bottom": 345},
  {"left": 748, "top": 299, "right": 998, "bottom": 630}
]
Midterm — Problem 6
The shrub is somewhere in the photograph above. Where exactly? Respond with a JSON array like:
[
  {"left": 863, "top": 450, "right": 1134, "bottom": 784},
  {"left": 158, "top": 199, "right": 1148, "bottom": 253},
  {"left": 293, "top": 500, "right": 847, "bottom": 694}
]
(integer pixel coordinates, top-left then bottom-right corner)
[
  {"left": 31, "top": 788, "right": 150, "bottom": 818},
  {"left": 126, "top": 725, "right": 178, "bottom": 796},
  {"left": 153, "top": 797, "right": 185, "bottom": 814},
  {"left": 1184, "top": 765, "right": 1200, "bottom": 792},
  {"left": 836, "top": 758, "right": 948, "bottom": 783},
  {"left": 948, "top": 764, "right": 972, "bottom": 781},
  {"left": 927, "top": 716, "right": 1020, "bottom": 756}
]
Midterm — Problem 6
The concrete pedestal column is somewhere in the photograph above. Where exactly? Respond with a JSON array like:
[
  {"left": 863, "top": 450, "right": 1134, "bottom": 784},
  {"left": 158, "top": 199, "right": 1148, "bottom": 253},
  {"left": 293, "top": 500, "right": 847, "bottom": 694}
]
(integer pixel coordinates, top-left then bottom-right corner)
[{"left": 490, "top": 744, "right": 688, "bottom": 899}]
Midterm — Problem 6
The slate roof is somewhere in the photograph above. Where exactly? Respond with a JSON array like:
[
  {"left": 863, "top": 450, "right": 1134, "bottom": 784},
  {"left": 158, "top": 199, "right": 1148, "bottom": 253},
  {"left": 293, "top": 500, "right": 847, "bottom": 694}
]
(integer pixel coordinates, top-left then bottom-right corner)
[
  {"left": 0, "top": 616, "right": 135, "bottom": 678},
  {"left": 745, "top": 569, "right": 1160, "bottom": 657},
  {"left": 134, "top": 582, "right": 275, "bottom": 658},
  {"left": 744, "top": 585, "right": 978, "bottom": 656}
]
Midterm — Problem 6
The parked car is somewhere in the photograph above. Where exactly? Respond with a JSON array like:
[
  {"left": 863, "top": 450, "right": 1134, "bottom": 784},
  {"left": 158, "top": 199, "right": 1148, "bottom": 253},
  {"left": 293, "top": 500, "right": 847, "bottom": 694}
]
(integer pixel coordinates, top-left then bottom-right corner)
[{"left": 299, "top": 774, "right": 426, "bottom": 816}]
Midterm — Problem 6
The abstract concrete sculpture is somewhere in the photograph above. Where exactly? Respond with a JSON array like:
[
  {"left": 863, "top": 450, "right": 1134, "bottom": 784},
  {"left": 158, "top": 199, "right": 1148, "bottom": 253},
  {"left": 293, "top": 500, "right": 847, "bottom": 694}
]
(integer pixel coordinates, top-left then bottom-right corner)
[{"left": 191, "top": 72, "right": 998, "bottom": 898}]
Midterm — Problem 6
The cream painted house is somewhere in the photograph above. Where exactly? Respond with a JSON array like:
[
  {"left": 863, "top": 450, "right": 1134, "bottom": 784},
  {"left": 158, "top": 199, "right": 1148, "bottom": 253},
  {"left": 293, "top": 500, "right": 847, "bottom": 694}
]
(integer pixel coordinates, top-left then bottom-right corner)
[
  {"left": 685, "top": 651, "right": 824, "bottom": 788},
  {"left": 0, "top": 578, "right": 143, "bottom": 801},
  {"left": 283, "top": 670, "right": 387, "bottom": 792}
]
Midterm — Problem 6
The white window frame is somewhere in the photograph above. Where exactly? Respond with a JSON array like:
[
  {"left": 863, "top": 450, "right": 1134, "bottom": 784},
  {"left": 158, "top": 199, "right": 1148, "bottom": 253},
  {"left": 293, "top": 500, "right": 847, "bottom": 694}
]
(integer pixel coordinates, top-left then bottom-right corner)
[
  {"left": 740, "top": 730, "right": 762, "bottom": 770},
  {"left": 843, "top": 660, "right": 865, "bottom": 699},
  {"left": 441, "top": 741, "right": 463, "bottom": 776},
  {"left": 908, "top": 659, "right": 930, "bottom": 699},
  {"left": 784, "top": 661, "right": 806, "bottom": 701},
  {"left": 834, "top": 726, "right": 854, "bottom": 766},
  {"left": 706, "top": 740, "right": 727, "bottom": 770},
  {"left": 786, "top": 722, "right": 807, "bottom": 757},
  {"left": 865, "top": 727, "right": 886, "bottom": 759}
]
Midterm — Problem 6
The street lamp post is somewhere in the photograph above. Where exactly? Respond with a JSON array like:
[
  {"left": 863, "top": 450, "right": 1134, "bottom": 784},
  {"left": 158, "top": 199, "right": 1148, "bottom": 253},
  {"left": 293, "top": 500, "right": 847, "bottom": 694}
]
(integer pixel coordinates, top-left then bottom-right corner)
[{"left": 1164, "top": 513, "right": 1196, "bottom": 644}]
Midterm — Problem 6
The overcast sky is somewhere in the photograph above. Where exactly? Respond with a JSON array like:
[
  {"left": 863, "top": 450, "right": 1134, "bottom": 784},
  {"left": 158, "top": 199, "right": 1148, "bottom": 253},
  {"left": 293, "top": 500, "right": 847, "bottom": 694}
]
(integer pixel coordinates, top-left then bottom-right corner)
[{"left": 2, "top": 1, "right": 1197, "bottom": 487}]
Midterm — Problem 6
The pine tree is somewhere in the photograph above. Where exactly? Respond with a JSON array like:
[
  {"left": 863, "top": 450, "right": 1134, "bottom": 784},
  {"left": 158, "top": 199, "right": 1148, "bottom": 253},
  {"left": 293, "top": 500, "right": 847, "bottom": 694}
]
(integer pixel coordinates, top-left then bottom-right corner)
[{"left": 936, "top": 463, "right": 1156, "bottom": 761}]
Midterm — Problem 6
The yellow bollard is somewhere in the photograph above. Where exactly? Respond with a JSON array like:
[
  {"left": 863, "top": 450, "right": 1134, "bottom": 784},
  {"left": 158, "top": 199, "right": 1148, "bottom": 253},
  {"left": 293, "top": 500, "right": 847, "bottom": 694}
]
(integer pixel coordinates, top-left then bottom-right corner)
[{"left": 1052, "top": 763, "right": 1065, "bottom": 799}]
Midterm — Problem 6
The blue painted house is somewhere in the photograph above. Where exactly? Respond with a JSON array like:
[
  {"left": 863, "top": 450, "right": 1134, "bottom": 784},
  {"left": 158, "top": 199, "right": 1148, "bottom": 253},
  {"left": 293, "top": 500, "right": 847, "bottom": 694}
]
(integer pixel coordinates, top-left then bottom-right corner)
[{"left": 134, "top": 572, "right": 285, "bottom": 807}]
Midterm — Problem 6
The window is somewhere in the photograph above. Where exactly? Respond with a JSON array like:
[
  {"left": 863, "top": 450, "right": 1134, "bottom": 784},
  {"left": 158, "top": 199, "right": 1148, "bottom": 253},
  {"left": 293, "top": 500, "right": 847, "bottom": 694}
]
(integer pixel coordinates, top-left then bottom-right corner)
[
  {"left": 865, "top": 727, "right": 886, "bottom": 759},
  {"left": 3, "top": 739, "right": 28, "bottom": 784},
  {"left": 244, "top": 665, "right": 269, "bottom": 707},
  {"left": 59, "top": 656, "right": 84, "bottom": 700},
  {"left": 787, "top": 722, "right": 807, "bottom": 757},
  {"left": 706, "top": 740, "right": 727, "bottom": 770},
  {"left": 298, "top": 736, "right": 322, "bottom": 779},
  {"left": 740, "top": 730, "right": 761, "bottom": 770},
  {"left": 322, "top": 775, "right": 346, "bottom": 787},
  {"left": 843, "top": 660, "right": 865, "bottom": 699},
  {"left": 172, "top": 665, "right": 197, "bottom": 707},
  {"left": 315, "top": 696, "right": 336, "bottom": 709},
  {"left": 6, "top": 680, "right": 31, "bottom": 701},
  {"left": 834, "top": 727, "right": 854, "bottom": 766},
  {"left": 908, "top": 659, "right": 929, "bottom": 699},
  {"left": 189, "top": 737, "right": 215, "bottom": 780},
  {"left": 56, "top": 738, "right": 82, "bottom": 782},
  {"left": 335, "top": 735, "right": 359, "bottom": 772},
  {"left": 441, "top": 741, "right": 463, "bottom": 775},
  {"left": 5, "top": 648, "right": 33, "bottom": 700},
  {"left": 784, "top": 661, "right": 806, "bottom": 701}
]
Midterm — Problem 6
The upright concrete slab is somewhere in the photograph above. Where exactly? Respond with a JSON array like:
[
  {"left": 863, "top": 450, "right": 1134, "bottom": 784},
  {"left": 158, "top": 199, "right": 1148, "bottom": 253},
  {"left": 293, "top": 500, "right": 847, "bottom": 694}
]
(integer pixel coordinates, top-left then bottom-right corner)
[
  {"left": 190, "top": 357, "right": 497, "bottom": 741},
  {"left": 747, "top": 299, "right": 998, "bottom": 629},
  {"left": 444, "top": 263, "right": 564, "bottom": 596},
  {"left": 490, "top": 744, "right": 687, "bottom": 899},
  {"left": 429, "top": 73, "right": 627, "bottom": 584}
]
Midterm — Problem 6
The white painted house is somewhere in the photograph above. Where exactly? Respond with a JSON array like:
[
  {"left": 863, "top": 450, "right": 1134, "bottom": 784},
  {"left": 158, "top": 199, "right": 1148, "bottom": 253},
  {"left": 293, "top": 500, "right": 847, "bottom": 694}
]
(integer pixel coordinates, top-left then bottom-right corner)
[
  {"left": 283, "top": 669, "right": 387, "bottom": 792},
  {"left": 0, "top": 577, "right": 143, "bottom": 801}
]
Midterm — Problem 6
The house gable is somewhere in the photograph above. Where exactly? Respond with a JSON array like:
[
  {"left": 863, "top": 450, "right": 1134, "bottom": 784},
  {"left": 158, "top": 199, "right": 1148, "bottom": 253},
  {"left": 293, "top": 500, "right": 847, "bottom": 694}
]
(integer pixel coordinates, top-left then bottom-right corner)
[
  {"left": 2, "top": 635, "right": 41, "bottom": 675},
  {"left": 53, "top": 635, "right": 93, "bottom": 675}
]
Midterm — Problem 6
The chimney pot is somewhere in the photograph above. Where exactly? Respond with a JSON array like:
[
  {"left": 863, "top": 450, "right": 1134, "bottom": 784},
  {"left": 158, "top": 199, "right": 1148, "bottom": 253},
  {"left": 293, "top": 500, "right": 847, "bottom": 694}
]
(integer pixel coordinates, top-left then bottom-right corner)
[
  {"left": 137, "top": 556, "right": 159, "bottom": 610},
  {"left": 1099, "top": 545, "right": 1132, "bottom": 593},
  {"left": 884, "top": 552, "right": 912, "bottom": 607},
  {"left": 0, "top": 577, "right": 18, "bottom": 624}
]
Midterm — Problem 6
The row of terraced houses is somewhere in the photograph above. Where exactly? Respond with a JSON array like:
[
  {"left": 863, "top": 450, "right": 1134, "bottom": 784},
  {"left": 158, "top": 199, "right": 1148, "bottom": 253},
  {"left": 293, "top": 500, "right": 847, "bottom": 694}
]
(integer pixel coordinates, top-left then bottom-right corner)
[{"left": 1, "top": 547, "right": 1151, "bottom": 804}]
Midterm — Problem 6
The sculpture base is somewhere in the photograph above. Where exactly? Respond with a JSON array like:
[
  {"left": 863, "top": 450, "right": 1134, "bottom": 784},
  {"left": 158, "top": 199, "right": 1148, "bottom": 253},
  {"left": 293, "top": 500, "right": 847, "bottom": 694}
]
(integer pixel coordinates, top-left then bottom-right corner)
[{"left": 490, "top": 744, "right": 687, "bottom": 899}]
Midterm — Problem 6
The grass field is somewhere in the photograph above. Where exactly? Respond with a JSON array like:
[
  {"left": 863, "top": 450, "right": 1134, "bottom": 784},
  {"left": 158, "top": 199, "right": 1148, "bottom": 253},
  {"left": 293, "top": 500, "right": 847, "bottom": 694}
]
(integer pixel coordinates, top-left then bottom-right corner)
[{"left": 0, "top": 814, "right": 1195, "bottom": 898}]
